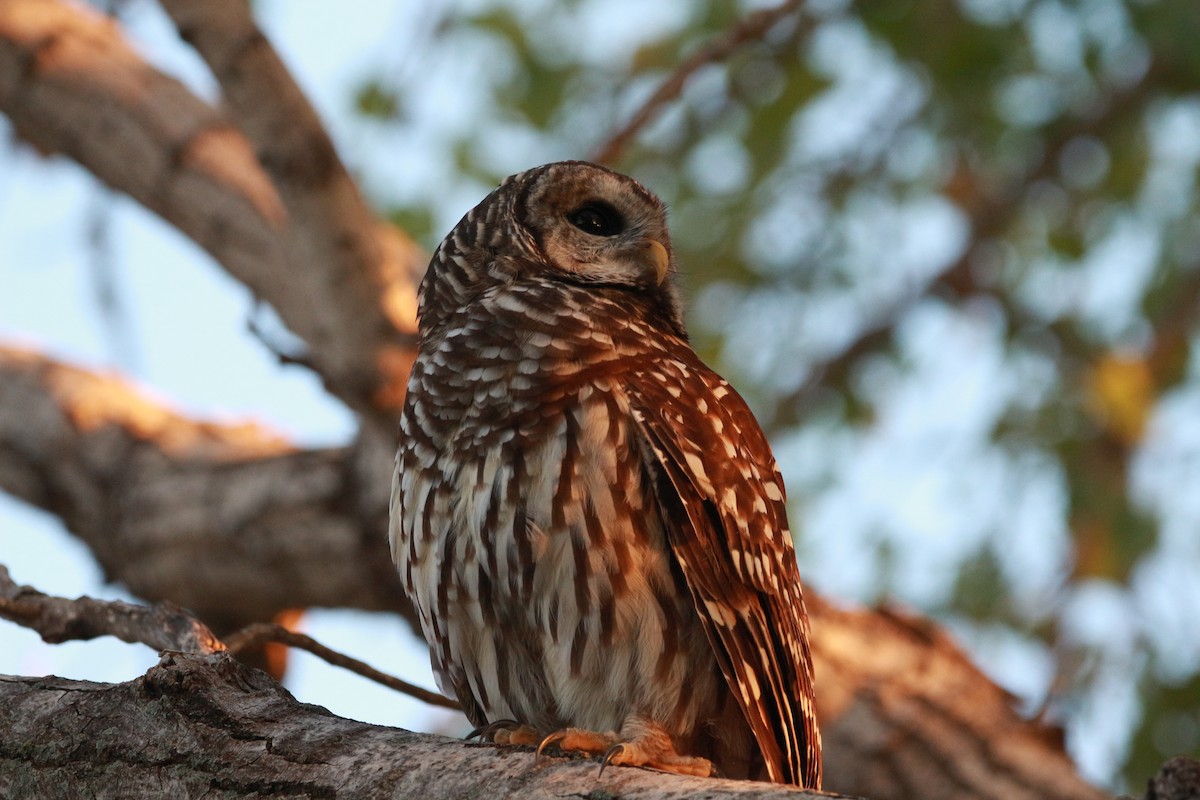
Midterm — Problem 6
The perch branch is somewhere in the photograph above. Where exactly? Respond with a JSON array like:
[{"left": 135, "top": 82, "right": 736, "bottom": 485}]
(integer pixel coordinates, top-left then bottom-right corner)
[{"left": 0, "top": 650, "right": 829, "bottom": 800}]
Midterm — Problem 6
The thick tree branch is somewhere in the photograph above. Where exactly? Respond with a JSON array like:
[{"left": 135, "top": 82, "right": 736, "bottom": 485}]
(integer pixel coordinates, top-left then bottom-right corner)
[
  {"left": 0, "top": 345, "right": 409, "bottom": 624},
  {"left": 157, "top": 0, "right": 426, "bottom": 422},
  {"left": 0, "top": 651, "right": 832, "bottom": 800},
  {"left": 809, "top": 597, "right": 1107, "bottom": 800},
  {"left": 0, "top": 0, "right": 422, "bottom": 421}
]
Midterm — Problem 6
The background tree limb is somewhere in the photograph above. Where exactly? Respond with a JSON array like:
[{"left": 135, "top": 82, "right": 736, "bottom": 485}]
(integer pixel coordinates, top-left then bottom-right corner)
[
  {"left": 0, "top": 345, "right": 409, "bottom": 623},
  {"left": 0, "top": 0, "right": 424, "bottom": 420}
]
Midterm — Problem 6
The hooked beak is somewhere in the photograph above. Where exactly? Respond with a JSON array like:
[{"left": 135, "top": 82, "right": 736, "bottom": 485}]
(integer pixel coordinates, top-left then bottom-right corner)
[{"left": 640, "top": 240, "right": 670, "bottom": 286}]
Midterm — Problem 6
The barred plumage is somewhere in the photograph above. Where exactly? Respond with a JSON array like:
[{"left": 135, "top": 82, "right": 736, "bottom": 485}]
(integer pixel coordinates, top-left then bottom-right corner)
[{"left": 388, "top": 161, "right": 821, "bottom": 787}]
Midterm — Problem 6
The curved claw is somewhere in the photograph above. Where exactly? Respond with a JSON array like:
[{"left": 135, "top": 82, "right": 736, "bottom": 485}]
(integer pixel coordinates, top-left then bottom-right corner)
[
  {"left": 597, "top": 743, "right": 627, "bottom": 778},
  {"left": 465, "top": 719, "right": 520, "bottom": 742},
  {"left": 536, "top": 731, "right": 568, "bottom": 765}
]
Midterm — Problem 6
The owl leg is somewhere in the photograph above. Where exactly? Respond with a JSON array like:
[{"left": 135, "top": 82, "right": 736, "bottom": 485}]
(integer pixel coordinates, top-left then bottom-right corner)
[
  {"left": 537, "top": 716, "right": 715, "bottom": 778},
  {"left": 469, "top": 719, "right": 541, "bottom": 746}
]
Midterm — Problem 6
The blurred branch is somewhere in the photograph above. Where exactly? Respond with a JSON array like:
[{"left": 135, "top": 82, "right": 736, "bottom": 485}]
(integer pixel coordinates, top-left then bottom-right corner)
[
  {"left": 0, "top": 564, "right": 224, "bottom": 654},
  {"left": 0, "top": 0, "right": 423, "bottom": 423},
  {"left": 226, "top": 622, "right": 461, "bottom": 711},
  {"left": 592, "top": 0, "right": 806, "bottom": 166},
  {"left": 85, "top": 188, "right": 140, "bottom": 373},
  {"left": 0, "top": 345, "right": 411, "bottom": 627},
  {"left": 157, "top": 0, "right": 427, "bottom": 423},
  {"left": 1141, "top": 757, "right": 1200, "bottom": 800},
  {"left": 809, "top": 596, "right": 1108, "bottom": 800}
]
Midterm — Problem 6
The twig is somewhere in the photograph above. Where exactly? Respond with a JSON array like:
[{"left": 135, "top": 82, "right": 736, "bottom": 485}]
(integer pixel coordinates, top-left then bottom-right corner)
[
  {"left": 591, "top": 0, "right": 805, "bottom": 165},
  {"left": 224, "top": 622, "right": 462, "bottom": 711},
  {"left": 246, "top": 303, "right": 316, "bottom": 370},
  {"left": 0, "top": 564, "right": 225, "bottom": 654}
]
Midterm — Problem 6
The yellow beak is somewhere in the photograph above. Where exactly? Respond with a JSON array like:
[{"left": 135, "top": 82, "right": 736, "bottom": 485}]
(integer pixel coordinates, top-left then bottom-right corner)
[{"left": 643, "top": 240, "right": 670, "bottom": 286}]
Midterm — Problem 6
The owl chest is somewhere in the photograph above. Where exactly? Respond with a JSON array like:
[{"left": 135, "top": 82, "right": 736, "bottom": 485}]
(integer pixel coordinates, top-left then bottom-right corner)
[
  {"left": 430, "top": 382, "right": 663, "bottom": 618},
  {"left": 394, "top": 354, "right": 721, "bottom": 732}
]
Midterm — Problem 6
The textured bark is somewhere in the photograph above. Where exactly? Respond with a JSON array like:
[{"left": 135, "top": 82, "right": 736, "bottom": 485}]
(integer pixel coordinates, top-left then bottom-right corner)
[
  {"left": 1133, "top": 756, "right": 1200, "bottom": 800},
  {"left": 0, "top": 652, "right": 833, "bottom": 800},
  {"left": 0, "top": 0, "right": 423, "bottom": 420},
  {"left": 0, "top": 346, "right": 408, "bottom": 624}
]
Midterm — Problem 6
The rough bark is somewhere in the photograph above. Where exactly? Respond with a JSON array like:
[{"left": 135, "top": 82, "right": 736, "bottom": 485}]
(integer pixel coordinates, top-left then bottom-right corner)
[{"left": 0, "top": 652, "right": 834, "bottom": 800}]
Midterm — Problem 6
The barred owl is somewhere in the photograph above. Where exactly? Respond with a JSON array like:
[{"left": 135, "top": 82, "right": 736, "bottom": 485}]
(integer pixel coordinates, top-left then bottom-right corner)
[{"left": 389, "top": 161, "right": 821, "bottom": 787}]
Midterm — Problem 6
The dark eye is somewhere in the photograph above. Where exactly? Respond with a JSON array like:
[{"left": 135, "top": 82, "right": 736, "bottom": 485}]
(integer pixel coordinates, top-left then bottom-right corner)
[{"left": 567, "top": 202, "right": 624, "bottom": 237}]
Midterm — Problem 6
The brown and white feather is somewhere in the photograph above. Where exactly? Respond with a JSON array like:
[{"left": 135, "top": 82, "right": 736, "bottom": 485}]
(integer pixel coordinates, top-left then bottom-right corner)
[{"left": 389, "top": 161, "right": 821, "bottom": 787}]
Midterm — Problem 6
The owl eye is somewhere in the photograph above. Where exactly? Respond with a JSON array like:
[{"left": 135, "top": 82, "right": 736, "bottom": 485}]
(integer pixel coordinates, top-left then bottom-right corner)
[{"left": 567, "top": 202, "right": 624, "bottom": 237}]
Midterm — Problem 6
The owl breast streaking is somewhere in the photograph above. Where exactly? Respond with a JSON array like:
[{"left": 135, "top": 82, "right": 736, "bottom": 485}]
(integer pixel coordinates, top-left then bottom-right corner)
[{"left": 388, "top": 161, "right": 821, "bottom": 787}]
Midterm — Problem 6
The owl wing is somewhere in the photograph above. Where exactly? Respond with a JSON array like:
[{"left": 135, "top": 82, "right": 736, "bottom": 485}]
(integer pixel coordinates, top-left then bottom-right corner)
[{"left": 627, "top": 354, "right": 821, "bottom": 788}]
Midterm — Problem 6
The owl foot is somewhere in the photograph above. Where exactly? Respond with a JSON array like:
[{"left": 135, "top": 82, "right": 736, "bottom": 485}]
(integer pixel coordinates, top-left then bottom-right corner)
[
  {"left": 537, "top": 718, "right": 715, "bottom": 778},
  {"left": 468, "top": 719, "right": 540, "bottom": 746}
]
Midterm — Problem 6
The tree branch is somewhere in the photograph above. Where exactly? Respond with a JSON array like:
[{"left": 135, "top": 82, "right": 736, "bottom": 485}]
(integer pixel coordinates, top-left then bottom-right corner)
[
  {"left": 809, "top": 597, "right": 1108, "bottom": 800},
  {"left": 591, "top": 0, "right": 806, "bottom": 166},
  {"left": 0, "top": 345, "right": 409, "bottom": 624},
  {"left": 155, "top": 0, "right": 427, "bottom": 422},
  {"left": 0, "top": 564, "right": 224, "bottom": 654},
  {"left": 0, "top": 651, "right": 831, "bottom": 800},
  {"left": 225, "top": 622, "right": 459, "bottom": 711},
  {"left": 0, "top": 0, "right": 423, "bottom": 421}
]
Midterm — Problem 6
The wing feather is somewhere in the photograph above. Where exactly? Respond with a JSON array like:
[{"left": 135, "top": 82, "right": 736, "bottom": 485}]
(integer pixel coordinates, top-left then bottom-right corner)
[{"left": 629, "top": 355, "right": 821, "bottom": 788}]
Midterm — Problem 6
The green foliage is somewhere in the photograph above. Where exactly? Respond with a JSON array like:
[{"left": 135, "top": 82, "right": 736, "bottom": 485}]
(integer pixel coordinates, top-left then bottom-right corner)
[{"left": 355, "top": 80, "right": 402, "bottom": 121}]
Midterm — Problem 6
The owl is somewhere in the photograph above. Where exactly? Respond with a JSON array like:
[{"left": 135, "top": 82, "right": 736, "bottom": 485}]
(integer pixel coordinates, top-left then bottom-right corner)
[{"left": 389, "top": 161, "right": 821, "bottom": 787}]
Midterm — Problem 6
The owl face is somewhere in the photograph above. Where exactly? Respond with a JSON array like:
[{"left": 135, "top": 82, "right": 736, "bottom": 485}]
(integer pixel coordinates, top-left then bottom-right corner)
[
  {"left": 516, "top": 162, "right": 675, "bottom": 290},
  {"left": 418, "top": 161, "right": 688, "bottom": 340}
]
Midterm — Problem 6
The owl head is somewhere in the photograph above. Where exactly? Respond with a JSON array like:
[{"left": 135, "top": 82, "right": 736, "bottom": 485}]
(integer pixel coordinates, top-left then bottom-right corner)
[{"left": 420, "top": 161, "right": 686, "bottom": 337}]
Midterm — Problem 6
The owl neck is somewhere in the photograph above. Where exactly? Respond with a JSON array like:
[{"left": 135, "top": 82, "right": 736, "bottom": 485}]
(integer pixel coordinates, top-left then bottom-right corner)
[{"left": 418, "top": 279, "right": 688, "bottom": 386}]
